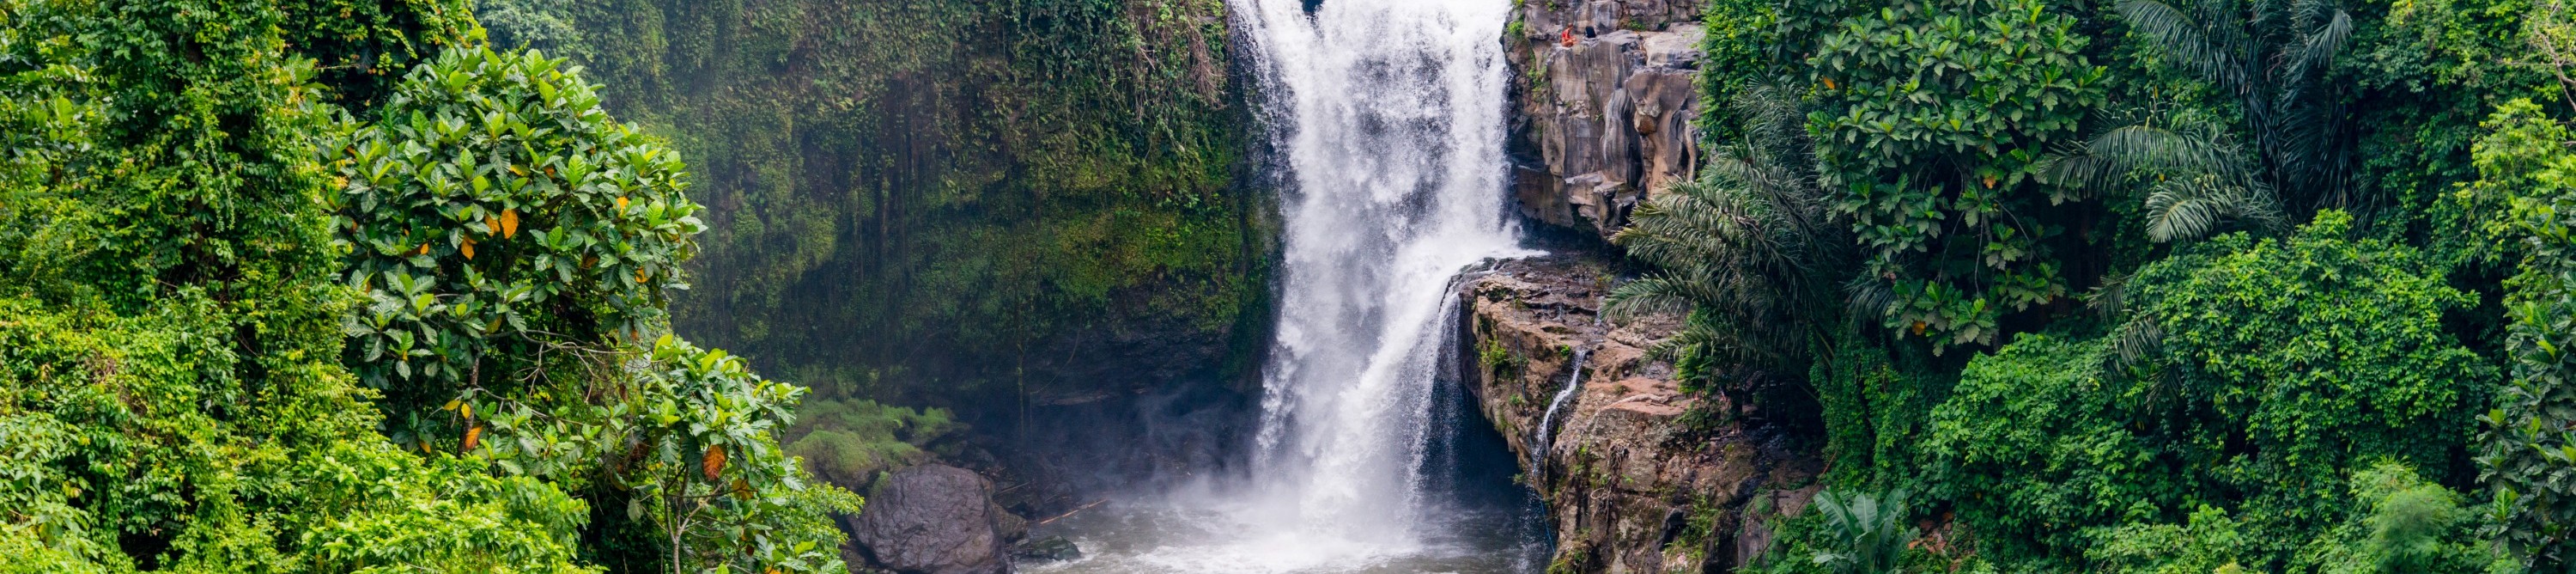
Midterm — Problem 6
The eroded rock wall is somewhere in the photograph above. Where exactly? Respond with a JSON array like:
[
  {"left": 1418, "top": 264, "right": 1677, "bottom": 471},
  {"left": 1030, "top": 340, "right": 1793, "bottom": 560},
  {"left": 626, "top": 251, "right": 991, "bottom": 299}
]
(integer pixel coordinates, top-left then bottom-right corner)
[
  {"left": 1508, "top": 1, "right": 1707, "bottom": 240},
  {"left": 1461, "top": 257, "right": 1819, "bottom": 573}
]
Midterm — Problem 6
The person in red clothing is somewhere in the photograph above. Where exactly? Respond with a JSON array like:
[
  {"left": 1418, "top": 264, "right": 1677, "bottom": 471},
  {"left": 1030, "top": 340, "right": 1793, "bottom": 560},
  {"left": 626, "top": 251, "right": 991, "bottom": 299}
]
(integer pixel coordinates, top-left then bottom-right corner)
[{"left": 1560, "top": 27, "right": 1576, "bottom": 47}]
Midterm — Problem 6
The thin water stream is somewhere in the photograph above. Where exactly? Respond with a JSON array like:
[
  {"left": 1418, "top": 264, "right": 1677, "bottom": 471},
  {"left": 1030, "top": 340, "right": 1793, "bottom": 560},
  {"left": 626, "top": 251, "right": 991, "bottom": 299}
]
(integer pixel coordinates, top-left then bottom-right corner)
[
  {"left": 1529, "top": 348, "right": 1589, "bottom": 479},
  {"left": 1020, "top": 0, "right": 1549, "bottom": 571}
]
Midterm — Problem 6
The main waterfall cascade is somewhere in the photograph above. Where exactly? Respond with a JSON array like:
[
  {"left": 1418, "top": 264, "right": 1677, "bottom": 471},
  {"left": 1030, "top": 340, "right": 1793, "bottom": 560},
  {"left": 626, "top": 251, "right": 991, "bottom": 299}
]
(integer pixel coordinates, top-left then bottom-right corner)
[
  {"left": 1024, "top": 0, "right": 1547, "bottom": 571},
  {"left": 1239, "top": 0, "right": 1530, "bottom": 531}
]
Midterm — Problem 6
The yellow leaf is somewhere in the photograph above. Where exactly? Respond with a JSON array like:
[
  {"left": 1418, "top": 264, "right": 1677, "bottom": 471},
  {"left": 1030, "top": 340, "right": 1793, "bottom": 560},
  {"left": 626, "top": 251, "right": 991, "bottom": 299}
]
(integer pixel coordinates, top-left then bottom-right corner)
[
  {"left": 464, "top": 425, "right": 483, "bottom": 451},
  {"left": 616, "top": 196, "right": 629, "bottom": 211},
  {"left": 461, "top": 402, "right": 473, "bottom": 419},
  {"left": 460, "top": 238, "right": 476, "bottom": 260},
  {"left": 501, "top": 209, "right": 521, "bottom": 238},
  {"left": 416, "top": 243, "right": 430, "bottom": 256},
  {"left": 442, "top": 400, "right": 460, "bottom": 412}
]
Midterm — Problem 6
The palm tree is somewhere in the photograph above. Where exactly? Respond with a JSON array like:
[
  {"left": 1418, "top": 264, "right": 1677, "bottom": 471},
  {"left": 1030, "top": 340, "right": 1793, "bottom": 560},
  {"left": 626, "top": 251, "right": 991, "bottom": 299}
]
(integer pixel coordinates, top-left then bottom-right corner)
[
  {"left": 1603, "top": 83, "right": 1848, "bottom": 373},
  {"left": 2063, "top": 0, "right": 2356, "bottom": 228},
  {"left": 2048, "top": 111, "right": 2290, "bottom": 242}
]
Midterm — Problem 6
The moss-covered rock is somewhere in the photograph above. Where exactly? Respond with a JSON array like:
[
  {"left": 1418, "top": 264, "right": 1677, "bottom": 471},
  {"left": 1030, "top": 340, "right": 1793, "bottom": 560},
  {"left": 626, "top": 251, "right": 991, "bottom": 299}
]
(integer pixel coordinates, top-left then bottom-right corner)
[{"left": 514, "top": 0, "right": 1273, "bottom": 418}]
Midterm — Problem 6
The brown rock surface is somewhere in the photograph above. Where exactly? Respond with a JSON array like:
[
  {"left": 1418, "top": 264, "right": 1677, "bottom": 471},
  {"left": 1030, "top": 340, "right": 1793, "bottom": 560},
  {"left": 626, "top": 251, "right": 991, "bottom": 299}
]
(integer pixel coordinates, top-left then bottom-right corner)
[
  {"left": 1460, "top": 256, "right": 1819, "bottom": 573},
  {"left": 1507, "top": 1, "right": 1708, "bottom": 240}
]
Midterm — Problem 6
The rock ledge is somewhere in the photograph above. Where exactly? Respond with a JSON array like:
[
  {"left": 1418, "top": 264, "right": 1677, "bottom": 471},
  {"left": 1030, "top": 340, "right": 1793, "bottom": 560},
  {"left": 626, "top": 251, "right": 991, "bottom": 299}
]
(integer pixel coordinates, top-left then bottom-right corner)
[{"left": 1461, "top": 256, "right": 1820, "bottom": 572}]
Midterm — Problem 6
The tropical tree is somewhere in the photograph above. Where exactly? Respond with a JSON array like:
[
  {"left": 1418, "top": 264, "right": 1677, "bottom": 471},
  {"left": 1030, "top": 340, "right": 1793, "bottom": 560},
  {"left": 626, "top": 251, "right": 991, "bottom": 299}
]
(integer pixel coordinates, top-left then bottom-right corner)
[
  {"left": 2099, "top": 0, "right": 2360, "bottom": 216},
  {"left": 0, "top": 0, "right": 598, "bottom": 571},
  {"left": 1803, "top": 0, "right": 2108, "bottom": 349},
  {"left": 334, "top": 42, "right": 707, "bottom": 443},
  {"left": 2470, "top": 100, "right": 2576, "bottom": 569},
  {"left": 1607, "top": 84, "right": 1847, "bottom": 381},
  {"left": 1935, "top": 213, "right": 2489, "bottom": 565},
  {"left": 335, "top": 43, "right": 860, "bottom": 573},
  {"left": 2045, "top": 111, "right": 2289, "bottom": 242}
]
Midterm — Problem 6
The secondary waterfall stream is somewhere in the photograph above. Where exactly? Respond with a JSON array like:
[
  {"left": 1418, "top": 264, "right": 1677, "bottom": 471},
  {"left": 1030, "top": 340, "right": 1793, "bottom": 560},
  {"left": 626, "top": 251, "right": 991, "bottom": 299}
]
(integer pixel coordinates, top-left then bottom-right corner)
[
  {"left": 1024, "top": 0, "right": 1546, "bottom": 571},
  {"left": 1530, "top": 349, "right": 1590, "bottom": 480}
]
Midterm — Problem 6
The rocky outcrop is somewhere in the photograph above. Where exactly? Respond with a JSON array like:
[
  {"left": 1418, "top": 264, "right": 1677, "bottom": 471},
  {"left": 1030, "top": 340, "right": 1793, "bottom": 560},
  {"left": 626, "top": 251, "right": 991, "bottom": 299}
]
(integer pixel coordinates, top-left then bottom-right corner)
[
  {"left": 1508, "top": 0, "right": 1708, "bottom": 241},
  {"left": 848, "top": 465, "right": 1023, "bottom": 574},
  {"left": 1461, "top": 256, "right": 1820, "bottom": 572}
]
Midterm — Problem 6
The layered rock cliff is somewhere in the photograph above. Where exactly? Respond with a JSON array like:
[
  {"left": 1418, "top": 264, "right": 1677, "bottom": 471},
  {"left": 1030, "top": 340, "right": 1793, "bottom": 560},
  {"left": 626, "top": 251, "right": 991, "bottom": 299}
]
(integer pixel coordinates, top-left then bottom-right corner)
[
  {"left": 1461, "top": 257, "right": 1820, "bottom": 572},
  {"left": 1489, "top": 7, "right": 1831, "bottom": 568},
  {"left": 1507, "top": 0, "right": 1708, "bottom": 240}
]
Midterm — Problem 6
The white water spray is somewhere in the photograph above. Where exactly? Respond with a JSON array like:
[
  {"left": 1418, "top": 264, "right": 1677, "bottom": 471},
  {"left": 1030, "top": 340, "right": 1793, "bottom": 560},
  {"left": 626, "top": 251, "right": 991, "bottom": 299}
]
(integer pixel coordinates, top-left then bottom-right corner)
[
  {"left": 1023, "top": 1, "right": 1540, "bottom": 571},
  {"left": 1236, "top": 0, "right": 1528, "bottom": 542}
]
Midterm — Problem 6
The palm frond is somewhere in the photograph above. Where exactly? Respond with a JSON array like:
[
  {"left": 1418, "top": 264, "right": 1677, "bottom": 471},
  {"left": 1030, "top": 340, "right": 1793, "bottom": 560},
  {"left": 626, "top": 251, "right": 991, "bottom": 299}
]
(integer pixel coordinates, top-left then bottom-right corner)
[
  {"left": 1844, "top": 275, "right": 1897, "bottom": 320},
  {"left": 2086, "top": 272, "right": 2135, "bottom": 319},
  {"left": 2288, "top": 7, "right": 2351, "bottom": 76},
  {"left": 2107, "top": 316, "right": 2167, "bottom": 371},
  {"left": 1602, "top": 275, "right": 1723, "bottom": 322},
  {"left": 2048, "top": 124, "right": 2225, "bottom": 196},
  {"left": 1604, "top": 80, "right": 1850, "bottom": 373},
  {"left": 2142, "top": 174, "right": 2239, "bottom": 241},
  {"left": 1617, "top": 190, "right": 1780, "bottom": 270},
  {"left": 2118, "top": 0, "right": 2248, "bottom": 89}
]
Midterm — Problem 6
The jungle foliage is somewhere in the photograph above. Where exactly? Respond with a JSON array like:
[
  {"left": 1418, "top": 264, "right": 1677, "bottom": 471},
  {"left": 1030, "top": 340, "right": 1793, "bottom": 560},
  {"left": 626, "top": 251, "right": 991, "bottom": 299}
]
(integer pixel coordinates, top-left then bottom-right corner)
[
  {"left": 476, "top": 0, "right": 1273, "bottom": 418},
  {"left": 1652, "top": 0, "right": 2576, "bottom": 571},
  {"left": 0, "top": 0, "right": 856, "bottom": 571}
]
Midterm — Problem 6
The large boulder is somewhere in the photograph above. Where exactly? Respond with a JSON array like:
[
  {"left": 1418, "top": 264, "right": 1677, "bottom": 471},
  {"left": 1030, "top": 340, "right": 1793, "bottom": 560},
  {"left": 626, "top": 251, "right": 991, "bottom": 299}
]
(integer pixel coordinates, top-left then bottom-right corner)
[{"left": 850, "top": 465, "right": 1013, "bottom": 574}]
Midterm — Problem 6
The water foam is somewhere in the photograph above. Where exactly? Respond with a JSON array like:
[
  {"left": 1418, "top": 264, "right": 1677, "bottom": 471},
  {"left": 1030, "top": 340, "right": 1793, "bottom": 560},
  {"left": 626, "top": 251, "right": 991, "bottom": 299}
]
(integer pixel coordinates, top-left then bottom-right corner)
[
  {"left": 1234, "top": 0, "right": 1530, "bottom": 542},
  {"left": 1026, "top": 0, "right": 1534, "bottom": 569}
]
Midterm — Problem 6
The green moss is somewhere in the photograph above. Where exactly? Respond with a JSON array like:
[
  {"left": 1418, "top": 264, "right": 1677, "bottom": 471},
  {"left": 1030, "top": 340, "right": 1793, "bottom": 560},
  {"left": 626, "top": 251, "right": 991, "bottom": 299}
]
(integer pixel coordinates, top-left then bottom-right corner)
[
  {"left": 1481, "top": 338, "right": 1527, "bottom": 378},
  {"left": 519, "top": 0, "right": 1274, "bottom": 412}
]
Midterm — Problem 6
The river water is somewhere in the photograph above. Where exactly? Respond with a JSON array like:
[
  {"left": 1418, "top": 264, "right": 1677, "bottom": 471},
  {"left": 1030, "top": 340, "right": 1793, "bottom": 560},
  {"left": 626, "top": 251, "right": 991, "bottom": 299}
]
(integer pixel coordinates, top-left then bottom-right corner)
[{"left": 1023, "top": 0, "right": 1549, "bottom": 571}]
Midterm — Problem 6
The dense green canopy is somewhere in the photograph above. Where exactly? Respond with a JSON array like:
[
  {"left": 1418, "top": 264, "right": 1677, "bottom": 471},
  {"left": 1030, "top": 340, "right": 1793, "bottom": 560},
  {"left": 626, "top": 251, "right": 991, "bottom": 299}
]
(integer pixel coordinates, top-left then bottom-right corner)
[
  {"left": 1639, "top": 0, "right": 2576, "bottom": 571},
  {"left": 1, "top": 1, "right": 852, "bottom": 571}
]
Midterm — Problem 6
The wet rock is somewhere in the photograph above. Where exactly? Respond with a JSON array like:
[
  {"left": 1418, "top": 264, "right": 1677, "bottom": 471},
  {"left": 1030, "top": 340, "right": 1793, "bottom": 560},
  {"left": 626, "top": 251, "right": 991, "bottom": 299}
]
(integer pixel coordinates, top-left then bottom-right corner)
[
  {"left": 1011, "top": 536, "right": 1082, "bottom": 563},
  {"left": 1459, "top": 256, "right": 1821, "bottom": 573},
  {"left": 1508, "top": 1, "right": 1709, "bottom": 241},
  {"left": 850, "top": 464, "right": 1015, "bottom": 574}
]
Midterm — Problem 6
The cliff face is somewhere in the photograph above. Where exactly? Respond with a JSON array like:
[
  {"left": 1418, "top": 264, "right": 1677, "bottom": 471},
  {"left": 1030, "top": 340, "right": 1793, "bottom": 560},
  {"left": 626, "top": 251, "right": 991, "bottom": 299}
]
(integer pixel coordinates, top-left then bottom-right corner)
[
  {"left": 1507, "top": 0, "right": 1708, "bottom": 240},
  {"left": 560, "top": 0, "right": 1270, "bottom": 419},
  {"left": 1461, "top": 257, "right": 1820, "bottom": 573},
  {"left": 1490, "top": 8, "right": 1827, "bottom": 568},
  {"left": 551, "top": 0, "right": 1270, "bottom": 507}
]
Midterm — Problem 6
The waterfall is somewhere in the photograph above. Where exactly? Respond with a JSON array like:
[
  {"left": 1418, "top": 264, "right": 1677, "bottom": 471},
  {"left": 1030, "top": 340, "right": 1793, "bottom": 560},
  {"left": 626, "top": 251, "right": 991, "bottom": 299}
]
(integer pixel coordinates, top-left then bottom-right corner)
[
  {"left": 1012, "top": 3, "right": 1552, "bottom": 570},
  {"left": 1233, "top": 0, "right": 1531, "bottom": 540},
  {"left": 1529, "top": 348, "right": 1589, "bottom": 482}
]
